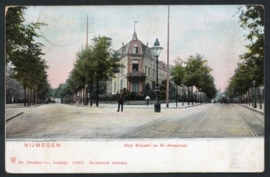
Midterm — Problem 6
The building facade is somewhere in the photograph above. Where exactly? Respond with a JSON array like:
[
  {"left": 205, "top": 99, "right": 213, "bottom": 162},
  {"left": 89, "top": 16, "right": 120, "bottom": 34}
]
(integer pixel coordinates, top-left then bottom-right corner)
[
  {"left": 107, "top": 32, "right": 167, "bottom": 95},
  {"left": 6, "top": 67, "right": 24, "bottom": 103}
]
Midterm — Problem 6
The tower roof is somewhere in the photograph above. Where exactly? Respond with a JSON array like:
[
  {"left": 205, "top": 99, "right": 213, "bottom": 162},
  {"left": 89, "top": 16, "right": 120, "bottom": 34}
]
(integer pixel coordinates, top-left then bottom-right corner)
[
  {"left": 132, "top": 31, "right": 138, "bottom": 40},
  {"left": 116, "top": 32, "right": 154, "bottom": 60}
]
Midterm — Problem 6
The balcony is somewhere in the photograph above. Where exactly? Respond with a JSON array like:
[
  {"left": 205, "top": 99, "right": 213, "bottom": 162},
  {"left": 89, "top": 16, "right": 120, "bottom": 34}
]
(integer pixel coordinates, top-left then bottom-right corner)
[{"left": 127, "top": 71, "right": 147, "bottom": 82}]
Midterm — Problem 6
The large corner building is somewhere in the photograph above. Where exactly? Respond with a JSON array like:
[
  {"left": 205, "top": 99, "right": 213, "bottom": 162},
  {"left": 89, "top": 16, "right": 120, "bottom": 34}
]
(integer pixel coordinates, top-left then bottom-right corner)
[{"left": 107, "top": 32, "right": 167, "bottom": 95}]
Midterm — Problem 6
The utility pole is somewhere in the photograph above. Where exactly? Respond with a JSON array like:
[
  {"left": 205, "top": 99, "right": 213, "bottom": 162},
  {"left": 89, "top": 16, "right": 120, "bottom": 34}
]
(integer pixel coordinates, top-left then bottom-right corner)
[
  {"left": 80, "top": 15, "right": 94, "bottom": 105},
  {"left": 86, "top": 15, "right": 88, "bottom": 48},
  {"left": 166, "top": 5, "right": 170, "bottom": 108},
  {"left": 80, "top": 15, "right": 94, "bottom": 47}
]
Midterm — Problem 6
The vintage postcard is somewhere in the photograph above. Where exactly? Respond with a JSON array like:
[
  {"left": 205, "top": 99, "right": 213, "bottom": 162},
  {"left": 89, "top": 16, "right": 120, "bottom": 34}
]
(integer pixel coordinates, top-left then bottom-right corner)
[{"left": 5, "top": 5, "right": 264, "bottom": 173}]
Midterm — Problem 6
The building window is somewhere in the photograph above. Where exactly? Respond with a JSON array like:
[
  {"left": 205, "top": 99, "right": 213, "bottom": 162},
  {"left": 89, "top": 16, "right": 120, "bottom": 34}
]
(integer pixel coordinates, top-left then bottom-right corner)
[
  {"left": 133, "top": 44, "right": 138, "bottom": 53},
  {"left": 120, "top": 66, "right": 123, "bottom": 75},
  {"left": 145, "top": 66, "right": 147, "bottom": 74},
  {"left": 148, "top": 67, "right": 150, "bottom": 76},
  {"left": 120, "top": 79, "right": 123, "bottom": 89},
  {"left": 114, "top": 81, "right": 116, "bottom": 93},
  {"left": 132, "top": 82, "right": 139, "bottom": 92},
  {"left": 132, "top": 60, "right": 138, "bottom": 72},
  {"left": 153, "top": 69, "right": 155, "bottom": 78}
]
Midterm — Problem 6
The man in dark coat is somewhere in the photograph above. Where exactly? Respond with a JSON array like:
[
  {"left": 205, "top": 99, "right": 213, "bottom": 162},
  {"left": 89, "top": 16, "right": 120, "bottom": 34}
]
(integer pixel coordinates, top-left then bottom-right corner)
[{"left": 117, "top": 90, "right": 124, "bottom": 112}]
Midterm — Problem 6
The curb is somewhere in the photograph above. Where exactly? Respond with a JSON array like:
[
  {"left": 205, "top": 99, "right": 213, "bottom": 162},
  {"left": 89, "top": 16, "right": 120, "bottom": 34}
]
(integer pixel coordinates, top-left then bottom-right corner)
[
  {"left": 65, "top": 103, "right": 203, "bottom": 109},
  {"left": 6, "top": 112, "right": 24, "bottom": 122},
  {"left": 240, "top": 104, "right": 264, "bottom": 115},
  {"left": 6, "top": 104, "right": 47, "bottom": 109}
]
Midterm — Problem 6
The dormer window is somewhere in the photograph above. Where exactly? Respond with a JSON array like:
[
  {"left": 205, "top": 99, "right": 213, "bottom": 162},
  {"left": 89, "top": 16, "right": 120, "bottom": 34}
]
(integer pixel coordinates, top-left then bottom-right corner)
[{"left": 133, "top": 44, "right": 138, "bottom": 54}]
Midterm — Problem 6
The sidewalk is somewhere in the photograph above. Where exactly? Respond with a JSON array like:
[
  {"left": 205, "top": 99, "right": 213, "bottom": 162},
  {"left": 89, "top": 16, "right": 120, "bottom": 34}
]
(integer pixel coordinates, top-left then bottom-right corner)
[
  {"left": 5, "top": 103, "right": 48, "bottom": 121},
  {"left": 240, "top": 103, "right": 264, "bottom": 114},
  {"left": 6, "top": 103, "right": 49, "bottom": 108}
]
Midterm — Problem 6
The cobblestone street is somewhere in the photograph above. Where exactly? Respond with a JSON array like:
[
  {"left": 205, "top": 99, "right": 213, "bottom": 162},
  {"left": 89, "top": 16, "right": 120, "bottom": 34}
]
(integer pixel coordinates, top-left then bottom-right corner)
[{"left": 6, "top": 103, "right": 264, "bottom": 140}]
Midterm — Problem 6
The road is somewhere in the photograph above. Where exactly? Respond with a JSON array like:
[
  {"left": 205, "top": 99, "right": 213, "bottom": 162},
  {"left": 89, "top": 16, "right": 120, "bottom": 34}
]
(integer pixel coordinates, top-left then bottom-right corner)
[{"left": 6, "top": 103, "right": 264, "bottom": 140}]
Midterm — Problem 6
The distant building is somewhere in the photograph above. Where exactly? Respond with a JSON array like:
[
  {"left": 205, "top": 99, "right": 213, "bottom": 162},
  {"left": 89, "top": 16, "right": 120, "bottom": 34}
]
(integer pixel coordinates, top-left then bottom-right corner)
[
  {"left": 214, "top": 88, "right": 223, "bottom": 101},
  {"left": 107, "top": 31, "right": 167, "bottom": 95},
  {"left": 6, "top": 67, "right": 24, "bottom": 103}
]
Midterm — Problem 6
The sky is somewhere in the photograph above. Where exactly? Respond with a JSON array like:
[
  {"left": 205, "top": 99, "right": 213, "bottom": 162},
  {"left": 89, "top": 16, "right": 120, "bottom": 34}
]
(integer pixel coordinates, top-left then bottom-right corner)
[{"left": 23, "top": 5, "right": 249, "bottom": 92}]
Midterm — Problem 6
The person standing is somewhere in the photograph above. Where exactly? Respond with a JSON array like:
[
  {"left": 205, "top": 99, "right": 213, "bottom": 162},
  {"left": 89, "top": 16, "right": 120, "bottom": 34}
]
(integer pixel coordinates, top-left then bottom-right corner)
[
  {"left": 145, "top": 95, "right": 150, "bottom": 106},
  {"left": 76, "top": 98, "right": 79, "bottom": 107},
  {"left": 117, "top": 90, "right": 124, "bottom": 112}
]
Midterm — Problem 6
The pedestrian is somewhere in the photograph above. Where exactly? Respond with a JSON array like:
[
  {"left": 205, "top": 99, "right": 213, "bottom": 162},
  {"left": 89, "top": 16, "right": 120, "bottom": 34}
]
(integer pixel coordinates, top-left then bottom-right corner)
[
  {"left": 145, "top": 95, "right": 150, "bottom": 106},
  {"left": 76, "top": 98, "right": 79, "bottom": 107},
  {"left": 117, "top": 89, "right": 124, "bottom": 112}
]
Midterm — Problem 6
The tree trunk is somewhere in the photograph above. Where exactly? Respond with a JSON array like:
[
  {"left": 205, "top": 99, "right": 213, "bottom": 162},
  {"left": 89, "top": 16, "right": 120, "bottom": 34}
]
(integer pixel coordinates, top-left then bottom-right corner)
[
  {"left": 83, "top": 88, "right": 85, "bottom": 105},
  {"left": 24, "top": 85, "right": 26, "bottom": 106},
  {"left": 191, "top": 87, "right": 194, "bottom": 105},
  {"left": 31, "top": 89, "right": 33, "bottom": 105},
  {"left": 96, "top": 79, "right": 99, "bottom": 107},
  {"left": 188, "top": 87, "right": 190, "bottom": 105},
  {"left": 259, "top": 89, "right": 262, "bottom": 109},
  {"left": 33, "top": 90, "right": 36, "bottom": 105},
  {"left": 90, "top": 82, "right": 93, "bottom": 106},
  {"left": 27, "top": 89, "right": 30, "bottom": 106},
  {"left": 78, "top": 89, "right": 82, "bottom": 105},
  {"left": 176, "top": 86, "right": 178, "bottom": 107},
  {"left": 182, "top": 88, "right": 184, "bottom": 106}
]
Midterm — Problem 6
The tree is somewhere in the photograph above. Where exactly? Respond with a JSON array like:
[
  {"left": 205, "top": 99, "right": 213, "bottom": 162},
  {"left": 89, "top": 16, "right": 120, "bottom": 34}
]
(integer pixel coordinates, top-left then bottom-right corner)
[
  {"left": 239, "top": 5, "right": 264, "bottom": 86},
  {"left": 171, "top": 57, "right": 185, "bottom": 86},
  {"left": 226, "top": 5, "right": 264, "bottom": 100},
  {"left": 171, "top": 54, "right": 216, "bottom": 102},
  {"left": 184, "top": 54, "right": 212, "bottom": 88},
  {"left": 184, "top": 54, "right": 214, "bottom": 103},
  {"left": 91, "top": 36, "right": 122, "bottom": 106},
  {"left": 66, "top": 36, "right": 122, "bottom": 106},
  {"left": 6, "top": 6, "right": 27, "bottom": 64},
  {"left": 199, "top": 74, "right": 217, "bottom": 100},
  {"left": 160, "top": 80, "right": 175, "bottom": 99},
  {"left": 6, "top": 6, "right": 49, "bottom": 106}
]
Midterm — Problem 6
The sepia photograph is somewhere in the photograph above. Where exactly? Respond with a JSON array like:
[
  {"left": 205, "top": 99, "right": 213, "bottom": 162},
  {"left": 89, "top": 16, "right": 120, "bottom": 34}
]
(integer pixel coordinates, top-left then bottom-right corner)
[{"left": 5, "top": 4, "right": 264, "bottom": 173}]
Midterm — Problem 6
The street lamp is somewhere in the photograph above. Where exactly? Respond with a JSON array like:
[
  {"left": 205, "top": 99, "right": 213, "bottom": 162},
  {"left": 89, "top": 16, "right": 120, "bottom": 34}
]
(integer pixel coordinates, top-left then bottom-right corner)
[
  {"left": 151, "top": 38, "right": 163, "bottom": 112},
  {"left": 253, "top": 80, "right": 257, "bottom": 108}
]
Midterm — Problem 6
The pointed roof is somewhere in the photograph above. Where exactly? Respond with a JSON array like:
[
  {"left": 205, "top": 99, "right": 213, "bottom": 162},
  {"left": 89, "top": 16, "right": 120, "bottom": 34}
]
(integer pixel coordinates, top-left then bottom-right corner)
[{"left": 132, "top": 32, "right": 138, "bottom": 40}]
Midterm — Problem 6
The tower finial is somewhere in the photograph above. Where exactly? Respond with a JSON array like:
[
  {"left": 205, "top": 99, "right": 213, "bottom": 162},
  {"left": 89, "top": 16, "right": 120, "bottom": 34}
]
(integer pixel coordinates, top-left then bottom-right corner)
[{"left": 134, "top": 19, "right": 138, "bottom": 32}]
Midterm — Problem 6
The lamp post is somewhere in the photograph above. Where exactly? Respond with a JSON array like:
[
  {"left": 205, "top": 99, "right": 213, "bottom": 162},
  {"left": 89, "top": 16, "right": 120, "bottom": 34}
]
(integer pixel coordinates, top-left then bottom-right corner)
[
  {"left": 151, "top": 38, "right": 163, "bottom": 112},
  {"left": 253, "top": 80, "right": 257, "bottom": 108}
]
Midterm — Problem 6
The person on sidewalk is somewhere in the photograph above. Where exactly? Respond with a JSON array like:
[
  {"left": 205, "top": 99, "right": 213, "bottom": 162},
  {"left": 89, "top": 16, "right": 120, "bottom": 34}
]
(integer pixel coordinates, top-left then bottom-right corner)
[
  {"left": 145, "top": 95, "right": 150, "bottom": 106},
  {"left": 76, "top": 98, "right": 79, "bottom": 107},
  {"left": 117, "top": 90, "right": 124, "bottom": 112}
]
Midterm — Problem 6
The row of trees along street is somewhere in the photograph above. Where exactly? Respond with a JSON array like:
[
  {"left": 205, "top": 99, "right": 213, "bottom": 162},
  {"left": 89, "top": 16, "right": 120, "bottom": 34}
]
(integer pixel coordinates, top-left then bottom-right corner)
[
  {"left": 53, "top": 36, "right": 122, "bottom": 106},
  {"left": 225, "top": 6, "right": 264, "bottom": 108},
  {"left": 170, "top": 54, "right": 217, "bottom": 104},
  {"left": 6, "top": 7, "right": 52, "bottom": 106}
]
